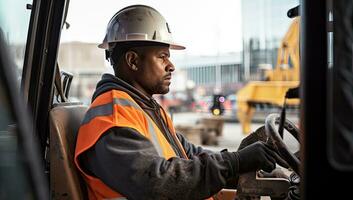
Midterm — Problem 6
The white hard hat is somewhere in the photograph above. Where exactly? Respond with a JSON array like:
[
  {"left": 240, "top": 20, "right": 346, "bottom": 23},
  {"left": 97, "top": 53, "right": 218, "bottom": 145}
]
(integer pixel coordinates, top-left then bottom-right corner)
[{"left": 98, "top": 5, "right": 185, "bottom": 50}]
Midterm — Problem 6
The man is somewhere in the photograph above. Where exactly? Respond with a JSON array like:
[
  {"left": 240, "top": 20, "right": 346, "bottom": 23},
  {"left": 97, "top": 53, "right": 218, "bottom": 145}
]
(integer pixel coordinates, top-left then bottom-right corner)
[{"left": 74, "top": 5, "right": 288, "bottom": 200}]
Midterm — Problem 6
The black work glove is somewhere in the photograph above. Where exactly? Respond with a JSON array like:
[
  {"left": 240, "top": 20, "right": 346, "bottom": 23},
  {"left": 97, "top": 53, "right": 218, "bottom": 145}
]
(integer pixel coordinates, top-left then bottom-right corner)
[
  {"left": 238, "top": 126, "right": 269, "bottom": 150},
  {"left": 235, "top": 141, "right": 289, "bottom": 173}
]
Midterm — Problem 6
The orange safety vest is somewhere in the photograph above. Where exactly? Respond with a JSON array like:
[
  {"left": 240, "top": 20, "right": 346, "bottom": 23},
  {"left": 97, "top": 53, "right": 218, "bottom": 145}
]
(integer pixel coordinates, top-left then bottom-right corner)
[{"left": 74, "top": 90, "right": 190, "bottom": 200}]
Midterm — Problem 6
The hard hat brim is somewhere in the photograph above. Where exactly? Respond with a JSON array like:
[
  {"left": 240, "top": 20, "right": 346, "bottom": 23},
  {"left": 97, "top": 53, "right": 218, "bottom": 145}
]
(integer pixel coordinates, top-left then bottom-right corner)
[
  {"left": 170, "top": 43, "right": 186, "bottom": 50},
  {"left": 98, "top": 39, "right": 185, "bottom": 50}
]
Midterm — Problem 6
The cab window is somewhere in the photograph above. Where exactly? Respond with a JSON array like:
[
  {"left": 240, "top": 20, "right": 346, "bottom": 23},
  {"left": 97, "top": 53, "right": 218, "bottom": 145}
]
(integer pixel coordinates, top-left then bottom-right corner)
[
  {"left": 0, "top": 0, "right": 32, "bottom": 82},
  {"left": 0, "top": 83, "right": 35, "bottom": 199},
  {"left": 0, "top": 0, "right": 43, "bottom": 198}
]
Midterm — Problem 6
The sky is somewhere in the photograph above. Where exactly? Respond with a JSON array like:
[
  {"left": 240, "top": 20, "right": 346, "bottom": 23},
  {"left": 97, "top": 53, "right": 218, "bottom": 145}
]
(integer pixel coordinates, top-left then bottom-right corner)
[{"left": 61, "top": 0, "right": 243, "bottom": 56}]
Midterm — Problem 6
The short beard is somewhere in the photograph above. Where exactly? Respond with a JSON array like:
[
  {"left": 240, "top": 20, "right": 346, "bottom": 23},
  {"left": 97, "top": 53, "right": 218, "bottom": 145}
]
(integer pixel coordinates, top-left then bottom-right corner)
[
  {"left": 155, "top": 87, "right": 169, "bottom": 95},
  {"left": 152, "top": 83, "right": 170, "bottom": 95}
]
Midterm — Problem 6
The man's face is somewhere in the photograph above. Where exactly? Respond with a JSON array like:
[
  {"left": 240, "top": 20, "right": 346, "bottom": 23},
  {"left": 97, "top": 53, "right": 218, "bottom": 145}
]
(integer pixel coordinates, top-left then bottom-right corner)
[{"left": 133, "top": 46, "right": 175, "bottom": 96}]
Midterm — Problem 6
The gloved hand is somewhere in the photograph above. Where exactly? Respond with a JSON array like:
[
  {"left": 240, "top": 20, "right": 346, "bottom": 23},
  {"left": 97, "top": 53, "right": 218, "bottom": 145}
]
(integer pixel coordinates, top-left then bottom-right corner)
[{"left": 235, "top": 141, "right": 289, "bottom": 173}]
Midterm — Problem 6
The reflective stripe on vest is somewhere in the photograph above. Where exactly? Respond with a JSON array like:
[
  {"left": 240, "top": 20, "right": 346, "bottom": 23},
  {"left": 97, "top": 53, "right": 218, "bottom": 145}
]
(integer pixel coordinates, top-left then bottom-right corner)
[
  {"left": 75, "top": 90, "right": 183, "bottom": 200},
  {"left": 81, "top": 97, "right": 164, "bottom": 156}
]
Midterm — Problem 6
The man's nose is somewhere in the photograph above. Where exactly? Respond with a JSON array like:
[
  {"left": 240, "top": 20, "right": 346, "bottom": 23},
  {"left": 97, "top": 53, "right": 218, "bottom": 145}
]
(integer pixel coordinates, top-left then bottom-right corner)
[{"left": 166, "top": 60, "right": 175, "bottom": 72}]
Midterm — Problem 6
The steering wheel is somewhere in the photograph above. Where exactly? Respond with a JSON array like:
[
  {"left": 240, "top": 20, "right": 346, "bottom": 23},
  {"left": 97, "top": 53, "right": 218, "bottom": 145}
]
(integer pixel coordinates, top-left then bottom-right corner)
[
  {"left": 265, "top": 113, "right": 300, "bottom": 175},
  {"left": 236, "top": 113, "right": 301, "bottom": 199}
]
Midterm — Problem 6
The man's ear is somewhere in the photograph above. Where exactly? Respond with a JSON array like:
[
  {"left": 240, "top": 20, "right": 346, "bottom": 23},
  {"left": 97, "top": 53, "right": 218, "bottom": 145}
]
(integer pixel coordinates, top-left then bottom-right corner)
[{"left": 125, "top": 50, "right": 139, "bottom": 71}]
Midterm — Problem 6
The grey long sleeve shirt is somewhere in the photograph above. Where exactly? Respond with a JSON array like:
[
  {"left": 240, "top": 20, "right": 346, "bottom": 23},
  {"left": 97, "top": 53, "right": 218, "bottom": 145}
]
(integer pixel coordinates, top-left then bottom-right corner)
[{"left": 80, "top": 128, "right": 238, "bottom": 200}]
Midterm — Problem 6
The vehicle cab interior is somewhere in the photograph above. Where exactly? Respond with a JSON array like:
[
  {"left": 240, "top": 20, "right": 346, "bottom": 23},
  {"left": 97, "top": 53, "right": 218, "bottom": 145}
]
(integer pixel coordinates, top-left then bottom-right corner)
[{"left": 0, "top": 0, "right": 353, "bottom": 199}]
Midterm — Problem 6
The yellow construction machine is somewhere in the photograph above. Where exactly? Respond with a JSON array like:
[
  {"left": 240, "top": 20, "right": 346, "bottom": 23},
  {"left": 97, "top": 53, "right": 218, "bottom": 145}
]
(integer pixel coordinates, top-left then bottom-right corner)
[{"left": 236, "top": 17, "right": 300, "bottom": 134}]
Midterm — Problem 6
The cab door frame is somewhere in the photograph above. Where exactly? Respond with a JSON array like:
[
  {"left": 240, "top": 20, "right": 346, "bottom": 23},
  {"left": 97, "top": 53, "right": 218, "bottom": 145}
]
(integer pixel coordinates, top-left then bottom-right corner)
[
  {"left": 301, "top": 0, "right": 353, "bottom": 199},
  {"left": 21, "top": 0, "right": 69, "bottom": 156}
]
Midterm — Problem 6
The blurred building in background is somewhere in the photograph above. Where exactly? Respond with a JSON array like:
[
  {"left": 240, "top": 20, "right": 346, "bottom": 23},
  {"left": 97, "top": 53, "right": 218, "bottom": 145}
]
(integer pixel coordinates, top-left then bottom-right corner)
[
  {"left": 241, "top": 0, "right": 299, "bottom": 80},
  {"left": 173, "top": 53, "right": 243, "bottom": 96},
  {"left": 58, "top": 42, "right": 106, "bottom": 104}
]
